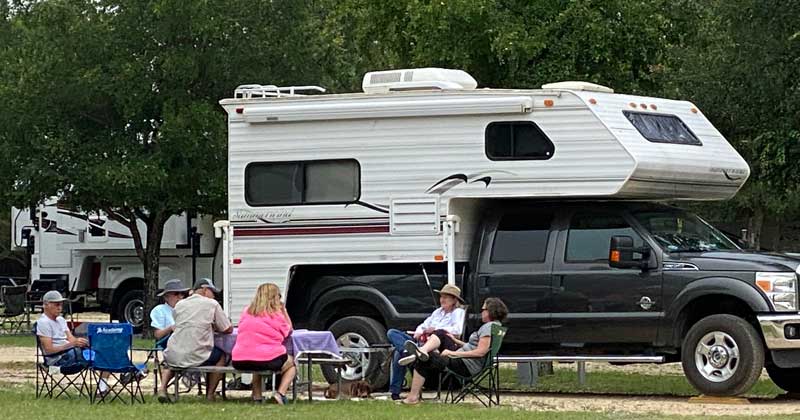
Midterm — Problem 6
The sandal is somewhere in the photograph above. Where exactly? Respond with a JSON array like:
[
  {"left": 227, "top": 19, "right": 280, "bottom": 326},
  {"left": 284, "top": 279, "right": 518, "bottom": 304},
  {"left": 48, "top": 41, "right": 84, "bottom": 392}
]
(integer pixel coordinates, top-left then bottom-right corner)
[
  {"left": 273, "top": 392, "right": 288, "bottom": 405},
  {"left": 404, "top": 340, "right": 429, "bottom": 362}
]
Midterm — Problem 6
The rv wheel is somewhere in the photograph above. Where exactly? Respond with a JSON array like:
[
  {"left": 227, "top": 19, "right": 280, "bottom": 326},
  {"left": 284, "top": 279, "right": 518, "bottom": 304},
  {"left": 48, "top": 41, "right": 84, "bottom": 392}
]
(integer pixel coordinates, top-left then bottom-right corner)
[
  {"left": 116, "top": 290, "right": 144, "bottom": 330},
  {"left": 322, "top": 316, "right": 390, "bottom": 389}
]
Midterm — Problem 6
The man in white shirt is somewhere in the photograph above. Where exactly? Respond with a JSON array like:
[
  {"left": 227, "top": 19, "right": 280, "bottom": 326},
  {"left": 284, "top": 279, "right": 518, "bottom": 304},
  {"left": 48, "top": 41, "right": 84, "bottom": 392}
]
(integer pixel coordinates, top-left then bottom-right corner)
[{"left": 386, "top": 284, "right": 465, "bottom": 400}]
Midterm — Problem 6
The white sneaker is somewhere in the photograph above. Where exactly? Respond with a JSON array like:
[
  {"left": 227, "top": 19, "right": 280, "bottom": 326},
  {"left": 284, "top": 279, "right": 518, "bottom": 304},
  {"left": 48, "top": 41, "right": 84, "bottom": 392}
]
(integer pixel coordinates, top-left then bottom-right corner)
[{"left": 398, "top": 354, "right": 417, "bottom": 366}]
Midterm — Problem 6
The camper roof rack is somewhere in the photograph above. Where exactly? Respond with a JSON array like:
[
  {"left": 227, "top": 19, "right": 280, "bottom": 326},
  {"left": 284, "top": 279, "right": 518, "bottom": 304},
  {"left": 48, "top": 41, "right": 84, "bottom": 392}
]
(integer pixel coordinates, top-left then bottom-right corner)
[{"left": 234, "top": 85, "right": 326, "bottom": 99}]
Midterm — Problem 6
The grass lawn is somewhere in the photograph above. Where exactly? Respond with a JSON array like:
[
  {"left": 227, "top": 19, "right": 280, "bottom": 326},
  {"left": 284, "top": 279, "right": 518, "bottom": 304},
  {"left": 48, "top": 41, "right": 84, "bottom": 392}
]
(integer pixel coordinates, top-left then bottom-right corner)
[{"left": 1, "top": 383, "right": 798, "bottom": 420}]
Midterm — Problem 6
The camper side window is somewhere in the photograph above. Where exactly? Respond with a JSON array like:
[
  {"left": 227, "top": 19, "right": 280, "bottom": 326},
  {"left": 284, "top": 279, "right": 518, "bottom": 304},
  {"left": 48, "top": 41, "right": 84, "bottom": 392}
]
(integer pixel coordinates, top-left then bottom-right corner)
[
  {"left": 485, "top": 121, "right": 554, "bottom": 160},
  {"left": 245, "top": 159, "right": 360, "bottom": 206},
  {"left": 623, "top": 111, "right": 702, "bottom": 146}
]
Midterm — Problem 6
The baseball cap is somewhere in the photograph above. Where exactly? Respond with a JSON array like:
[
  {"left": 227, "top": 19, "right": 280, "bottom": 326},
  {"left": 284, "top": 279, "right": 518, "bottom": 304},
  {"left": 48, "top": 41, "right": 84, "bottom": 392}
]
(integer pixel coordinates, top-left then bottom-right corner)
[
  {"left": 193, "top": 278, "right": 219, "bottom": 293},
  {"left": 42, "top": 290, "right": 66, "bottom": 303}
]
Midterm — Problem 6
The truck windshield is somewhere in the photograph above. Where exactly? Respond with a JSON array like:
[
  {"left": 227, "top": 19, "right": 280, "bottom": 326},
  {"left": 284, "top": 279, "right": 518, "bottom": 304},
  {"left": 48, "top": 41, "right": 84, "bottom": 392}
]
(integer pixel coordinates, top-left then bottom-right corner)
[{"left": 632, "top": 209, "right": 739, "bottom": 253}]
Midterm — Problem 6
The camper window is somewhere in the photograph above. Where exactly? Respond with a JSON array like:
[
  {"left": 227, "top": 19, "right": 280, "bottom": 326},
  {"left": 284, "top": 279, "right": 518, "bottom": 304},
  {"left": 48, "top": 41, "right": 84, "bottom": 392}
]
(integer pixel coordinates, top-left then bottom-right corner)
[
  {"left": 485, "top": 121, "right": 554, "bottom": 161},
  {"left": 623, "top": 111, "right": 701, "bottom": 146},
  {"left": 490, "top": 211, "right": 553, "bottom": 264},
  {"left": 245, "top": 159, "right": 360, "bottom": 206}
]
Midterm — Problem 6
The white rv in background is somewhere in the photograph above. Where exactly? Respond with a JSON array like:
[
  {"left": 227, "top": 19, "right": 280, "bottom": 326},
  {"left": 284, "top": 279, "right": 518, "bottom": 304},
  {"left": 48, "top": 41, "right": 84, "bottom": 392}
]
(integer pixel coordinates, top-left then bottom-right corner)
[{"left": 11, "top": 202, "right": 219, "bottom": 327}]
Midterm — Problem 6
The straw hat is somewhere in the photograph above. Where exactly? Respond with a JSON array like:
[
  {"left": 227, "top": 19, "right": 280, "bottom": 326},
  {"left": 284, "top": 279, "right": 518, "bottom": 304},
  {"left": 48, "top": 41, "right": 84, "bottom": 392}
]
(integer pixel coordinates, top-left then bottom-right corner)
[{"left": 434, "top": 284, "right": 465, "bottom": 304}]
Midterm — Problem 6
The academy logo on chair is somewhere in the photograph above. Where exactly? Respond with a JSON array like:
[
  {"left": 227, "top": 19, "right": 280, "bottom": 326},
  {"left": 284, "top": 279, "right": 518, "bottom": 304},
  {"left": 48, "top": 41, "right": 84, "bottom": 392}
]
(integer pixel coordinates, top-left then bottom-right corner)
[{"left": 97, "top": 327, "right": 124, "bottom": 334}]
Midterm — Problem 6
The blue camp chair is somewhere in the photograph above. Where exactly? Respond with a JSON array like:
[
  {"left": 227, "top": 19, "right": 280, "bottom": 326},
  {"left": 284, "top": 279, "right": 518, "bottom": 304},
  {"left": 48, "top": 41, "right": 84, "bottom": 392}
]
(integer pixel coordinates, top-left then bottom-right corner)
[
  {"left": 87, "top": 323, "right": 146, "bottom": 404},
  {"left": 33, "top": 322, "right": 91, "bottom": 399}
]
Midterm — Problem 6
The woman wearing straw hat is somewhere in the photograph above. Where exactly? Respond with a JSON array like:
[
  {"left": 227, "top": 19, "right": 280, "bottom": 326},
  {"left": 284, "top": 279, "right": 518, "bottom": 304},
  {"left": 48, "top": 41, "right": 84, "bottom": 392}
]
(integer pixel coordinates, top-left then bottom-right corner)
[{"left": 386, "top": 284, "right": 466, "bottom": 400}]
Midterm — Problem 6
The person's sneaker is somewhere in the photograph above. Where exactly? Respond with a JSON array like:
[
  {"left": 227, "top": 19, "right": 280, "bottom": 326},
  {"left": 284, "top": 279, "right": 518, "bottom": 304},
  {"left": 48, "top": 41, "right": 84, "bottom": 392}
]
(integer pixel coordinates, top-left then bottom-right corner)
[
  {"left": 157, "top": 392, "right": 173, "bottom": 404},
  {"left": 391, "top": 393, "right": 402, "bottom": 401},
  {"left": 398, "top": 354, "right": 416, "bottom": 366},
  {"left": 404, "top": 340, "right": 429, "bottom": 362}
]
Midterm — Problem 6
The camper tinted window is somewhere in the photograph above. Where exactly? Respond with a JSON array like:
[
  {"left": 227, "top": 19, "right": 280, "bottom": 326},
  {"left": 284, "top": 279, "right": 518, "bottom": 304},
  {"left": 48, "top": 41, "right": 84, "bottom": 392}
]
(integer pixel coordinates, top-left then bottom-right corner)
[
  {"left": 485, "top": 121, "right": 554, "bottom": 160},
  {"left": 623, "top": 111, "right": 701, "bottom": 146},
  {"left": 245, "top": 159, "right": 360, "bottom": 206},
  {"left": 490, "top": 212, "right": 553, "bottom": 263}
]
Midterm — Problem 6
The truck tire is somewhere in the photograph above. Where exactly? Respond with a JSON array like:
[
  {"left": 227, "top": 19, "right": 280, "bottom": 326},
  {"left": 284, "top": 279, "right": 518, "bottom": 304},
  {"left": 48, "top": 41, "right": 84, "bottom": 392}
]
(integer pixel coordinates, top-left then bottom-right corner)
[
  {"left": 681, "top": 314, "right": 764, "bottom": 396},
  {"left": 321, "top": 316, "right": 390, "bottom": 389},
  {"left": 766, "top": 365, "right": 800, "bottom": 393},
  {"left": 116, "top": 289, "right": 145, "bottom": 331}
]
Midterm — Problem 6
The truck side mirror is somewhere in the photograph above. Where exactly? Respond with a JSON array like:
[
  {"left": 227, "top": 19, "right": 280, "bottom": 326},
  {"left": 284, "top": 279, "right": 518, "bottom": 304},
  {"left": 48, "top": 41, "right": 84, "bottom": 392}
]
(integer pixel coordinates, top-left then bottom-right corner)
[{"left": 609, "top": 236, "right": 650, "bottom": 270}]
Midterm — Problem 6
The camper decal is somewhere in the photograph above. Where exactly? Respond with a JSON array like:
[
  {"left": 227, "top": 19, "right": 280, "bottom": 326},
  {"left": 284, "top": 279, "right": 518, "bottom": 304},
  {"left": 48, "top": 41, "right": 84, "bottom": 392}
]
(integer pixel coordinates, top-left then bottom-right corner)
[
  {"left": 351, "top": 201, "right": 390, "bottom": 214},
  {"left": 426, "top": 170, "right": 515, "bottom": 194},
  {"left": 232, "top": 209, "right": 294, "bottom": 223}
]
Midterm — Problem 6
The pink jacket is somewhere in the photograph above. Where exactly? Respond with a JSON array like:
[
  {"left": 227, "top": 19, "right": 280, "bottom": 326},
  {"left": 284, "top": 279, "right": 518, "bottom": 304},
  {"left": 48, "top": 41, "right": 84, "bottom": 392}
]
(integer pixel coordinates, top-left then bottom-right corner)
[{"left": 231, "top": 307, "right": 291, "bottom": 362}]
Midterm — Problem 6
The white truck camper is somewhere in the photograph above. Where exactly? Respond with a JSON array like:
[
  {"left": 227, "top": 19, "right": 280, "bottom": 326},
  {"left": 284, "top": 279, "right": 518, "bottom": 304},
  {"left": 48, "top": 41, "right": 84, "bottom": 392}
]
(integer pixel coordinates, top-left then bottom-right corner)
[
  {"left": 11, "top": 202, "right": 218, "bottom": 327},
  {"left": 215, "top": 68, "right": 777, "bottom": 391},
  {"left": 217, "top": 67, "right": 749, "bottom": 320}
]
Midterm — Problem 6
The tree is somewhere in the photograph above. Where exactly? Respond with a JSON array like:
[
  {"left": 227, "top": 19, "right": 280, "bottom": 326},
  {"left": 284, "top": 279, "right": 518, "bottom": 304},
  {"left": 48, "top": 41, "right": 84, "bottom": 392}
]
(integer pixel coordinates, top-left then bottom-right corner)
[
  {"left": 664, "top": 0, "right": 800, "bottom": 249},
  {"left": 0, "top": 0, "right": 328, "bottom": 335}
]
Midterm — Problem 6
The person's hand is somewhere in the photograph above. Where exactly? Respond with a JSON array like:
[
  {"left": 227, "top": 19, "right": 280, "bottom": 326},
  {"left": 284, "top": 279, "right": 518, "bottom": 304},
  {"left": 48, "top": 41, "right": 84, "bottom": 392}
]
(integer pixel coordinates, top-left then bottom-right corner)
[
  {"left": 413, "top": 331, "right": 422, "bottom": 340},
  {"left": 74, "top": 337, "right": 89, "bottom": 348},
  {"left": 441, "top": 349, "right": 454, "bottom": 358},
  {"left": 424, "top": 327, "right": 435, "bottom": 335}
]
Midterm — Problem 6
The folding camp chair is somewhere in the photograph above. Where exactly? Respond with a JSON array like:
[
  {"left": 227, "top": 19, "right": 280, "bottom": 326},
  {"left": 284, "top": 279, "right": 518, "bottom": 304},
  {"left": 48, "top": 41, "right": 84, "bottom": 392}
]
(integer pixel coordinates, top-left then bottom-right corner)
[
  {"left": 440, "top": 324, "right": 507, "bottom": 407},
  {"left": 87, "top": 323, "right": 146, "bottom": 404},
  {"left": 1, "top": 285, "right": 30, "bottom": 335},
  {"left": 33, "top": 323, "right": 91, "bottom": 400}
]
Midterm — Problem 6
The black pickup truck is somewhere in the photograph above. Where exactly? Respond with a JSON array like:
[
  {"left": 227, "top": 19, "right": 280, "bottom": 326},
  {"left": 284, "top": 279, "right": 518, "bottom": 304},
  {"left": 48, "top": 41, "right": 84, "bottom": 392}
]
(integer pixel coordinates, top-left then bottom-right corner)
[{"left": 286, "top": 200, "right": 800, "bottom": 396}]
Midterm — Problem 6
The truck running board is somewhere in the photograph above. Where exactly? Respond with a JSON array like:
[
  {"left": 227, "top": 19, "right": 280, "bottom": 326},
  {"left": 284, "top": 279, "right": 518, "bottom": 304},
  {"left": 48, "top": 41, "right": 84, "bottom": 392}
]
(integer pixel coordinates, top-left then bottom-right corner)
[{"left": 497, "top": 355, "right": 664, "bottom": 363}]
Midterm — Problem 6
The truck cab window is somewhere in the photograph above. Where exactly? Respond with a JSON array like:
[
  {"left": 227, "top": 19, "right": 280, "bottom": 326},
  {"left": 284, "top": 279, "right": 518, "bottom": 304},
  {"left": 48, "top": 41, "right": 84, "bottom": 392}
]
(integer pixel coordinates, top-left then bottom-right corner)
[
  {"left": 490, "top": 212, "right": 553, "bottom": 263},
  {"left": 566, "top": 213, "right": 643, "bottom": 263}
]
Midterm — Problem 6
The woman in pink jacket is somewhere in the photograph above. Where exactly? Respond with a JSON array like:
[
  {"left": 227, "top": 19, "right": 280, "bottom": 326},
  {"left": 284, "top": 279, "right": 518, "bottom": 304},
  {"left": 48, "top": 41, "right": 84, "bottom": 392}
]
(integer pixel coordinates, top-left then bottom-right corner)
[{"left": 232, "top": 283, "right": 296, "bottom": 404}]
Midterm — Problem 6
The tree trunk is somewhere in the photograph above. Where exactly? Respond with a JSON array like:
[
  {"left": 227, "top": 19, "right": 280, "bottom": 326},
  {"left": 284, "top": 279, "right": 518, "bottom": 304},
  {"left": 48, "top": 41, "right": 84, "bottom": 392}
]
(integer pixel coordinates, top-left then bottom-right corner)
[
  {"left": 747, "top": 208, "right": 764, "bottom": 250},
  {"left": 141, "top": 212, "right": 167, "bottom": 339}
]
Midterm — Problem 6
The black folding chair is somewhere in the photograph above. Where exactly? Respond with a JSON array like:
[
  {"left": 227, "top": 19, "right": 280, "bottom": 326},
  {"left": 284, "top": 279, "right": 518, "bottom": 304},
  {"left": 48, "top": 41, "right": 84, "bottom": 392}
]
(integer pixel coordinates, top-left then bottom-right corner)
[
  {"left": 1, "top": 286, "right": 30, "bottom": 335},
  {"left": 34, "top": 323, "right": 91, "bottom": 399},
  {"left": 440, "top": 324, "right": 507, "bottom": 407}
]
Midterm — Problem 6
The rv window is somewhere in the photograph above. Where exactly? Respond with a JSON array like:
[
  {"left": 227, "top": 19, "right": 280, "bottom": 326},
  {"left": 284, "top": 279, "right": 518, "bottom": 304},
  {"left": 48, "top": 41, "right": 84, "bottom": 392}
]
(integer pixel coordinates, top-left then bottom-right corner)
[
  {"left": 565, "top": 213, "right": 644, "bottom": 263},
  {"left": 485, "top": 121, "right": 554, "bottom": 160},
  {"left": 245, "top": 159, "right": 360, "bottom": 206},
  {"left": 623, "top": 111, "right": 701, "bottom": 146},
  {"left": 490, "top": 212, "right": 553, "bottom": 264}
]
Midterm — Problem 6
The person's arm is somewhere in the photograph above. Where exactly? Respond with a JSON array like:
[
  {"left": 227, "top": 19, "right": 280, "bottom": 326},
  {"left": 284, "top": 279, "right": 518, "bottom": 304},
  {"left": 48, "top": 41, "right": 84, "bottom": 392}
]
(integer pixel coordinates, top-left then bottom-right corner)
[
  {"left": 414, "top": 310, "right": 437, "bottom": 337},
  {"left": 446, "top": 333, "right": 466, "bottom": 347},
  {"left": 212, "top": 303, "right": 233, "bottom": 334},
  {"left": 150, "top": 308, "right": 174, "bottom": 339},
  {"left": 39, "top": 324, "right": 87, "bottom": 355},
  {"left": 442, "top": 335, "right": 490, "bottom": 359},
  {"left": 281, "top": 304, "right": 293, "bottom": 334},
  {"left": 153, "top": 326, "right": 174, "bottom": 340}
]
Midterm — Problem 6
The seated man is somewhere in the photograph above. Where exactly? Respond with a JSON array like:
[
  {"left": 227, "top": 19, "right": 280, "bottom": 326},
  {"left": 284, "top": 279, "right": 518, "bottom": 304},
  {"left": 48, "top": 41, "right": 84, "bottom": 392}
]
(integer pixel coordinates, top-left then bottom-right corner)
[
  {"left": 149, "top": 279, "right": 189, "bottom": 348},
  {"left": 36, "top": 290, "right": 110, "bottom": 393},
  {"left": 158, "top": 278, "right": 232, "bottom": 403},
  {"left": 386, "top": 284, "right": 465, "bottom": 400}
]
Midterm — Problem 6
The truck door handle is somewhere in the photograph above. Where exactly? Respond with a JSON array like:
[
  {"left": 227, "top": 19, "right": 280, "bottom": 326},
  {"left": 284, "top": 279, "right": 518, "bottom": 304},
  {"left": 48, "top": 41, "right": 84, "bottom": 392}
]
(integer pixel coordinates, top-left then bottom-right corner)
[{"left": 555, "top": 275, "right": 565, "bottom": 292}]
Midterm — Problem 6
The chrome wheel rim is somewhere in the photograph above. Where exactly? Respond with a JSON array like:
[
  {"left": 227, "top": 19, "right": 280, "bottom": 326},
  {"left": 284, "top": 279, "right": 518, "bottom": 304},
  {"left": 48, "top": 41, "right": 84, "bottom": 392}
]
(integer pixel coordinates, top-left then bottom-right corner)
[
  {"left": 695, "top": 331, "right": 740, "bottom": 383},
  {"left": 336, "top": 332, "right": 371, "bottom": 381},
  {"left": 124, "top": 298, "right": 144, "bottom": 327}
]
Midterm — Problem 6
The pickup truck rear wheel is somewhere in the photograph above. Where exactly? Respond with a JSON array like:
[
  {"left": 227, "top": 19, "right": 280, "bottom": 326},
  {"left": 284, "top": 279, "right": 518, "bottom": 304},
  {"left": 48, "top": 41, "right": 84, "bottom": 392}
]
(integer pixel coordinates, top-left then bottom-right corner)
[
  {"left": 321, "top": 316, "right": 390, "bottom": 389},
  {"left": 115, "top": 289, "right": 144, "bottom": 331},
  {"left": 681, "top": 314, "right": 764, "bottom": 396},
  {"left": 766, "top": 365, "right": 800, "bottom": 393}
]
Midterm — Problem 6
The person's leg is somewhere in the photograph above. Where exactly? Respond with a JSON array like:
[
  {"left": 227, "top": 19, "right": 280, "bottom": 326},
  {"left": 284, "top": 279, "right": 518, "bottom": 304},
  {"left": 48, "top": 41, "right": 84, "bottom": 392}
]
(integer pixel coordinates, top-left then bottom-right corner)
[
  {"left": 386, "top": 329, "right": 412, "bottom": 396},
  {"left": 276, "top": 356, "right": 296, "bottom": 403},
  {"left": 418, "top": 334, "right": 441, "bottom": 354},
  {"left": 404, "top": 370, "right": 426, "bottom": 403},
  {"left": 251, "top": 373, "right": 262, "bottom": 400},
  {"left": 157, "top": 367, "right": 173, "bottom": 401},
  {"left": 402, "top": 353, "right": 447, "bottom": 403},
  {"left": 205, "top": 355, "right": 226, "bottom": 401}
]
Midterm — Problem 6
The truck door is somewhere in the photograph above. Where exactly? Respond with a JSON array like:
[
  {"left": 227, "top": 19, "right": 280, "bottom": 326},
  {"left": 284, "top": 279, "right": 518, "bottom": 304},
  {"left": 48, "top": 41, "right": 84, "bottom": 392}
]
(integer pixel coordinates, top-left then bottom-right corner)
[
  {"left": 475, "top": 209, "right": 556, "bottom": 346},
  {"left": 550, "top": 209, "right": 662, "bottom": 344}
]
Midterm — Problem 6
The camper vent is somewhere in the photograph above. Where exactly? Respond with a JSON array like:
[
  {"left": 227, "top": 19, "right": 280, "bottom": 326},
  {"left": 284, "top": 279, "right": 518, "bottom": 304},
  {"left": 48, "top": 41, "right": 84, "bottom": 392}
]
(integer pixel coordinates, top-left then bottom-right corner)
[
  {"left": 541, "top": 81, "right": 614, "bottom": 93},
  {"left": 390, "top": 198, "right": 440, "bottom": 235},
  {"left": 363, "top": 68, "right": 478, "bottom": 94}
]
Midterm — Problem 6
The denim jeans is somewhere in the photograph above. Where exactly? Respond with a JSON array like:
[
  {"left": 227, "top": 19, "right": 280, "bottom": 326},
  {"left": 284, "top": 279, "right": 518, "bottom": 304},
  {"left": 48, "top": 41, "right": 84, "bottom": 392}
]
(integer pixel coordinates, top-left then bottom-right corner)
[{"left": 386, "top": 328, "right": 413, "bottom": 395}]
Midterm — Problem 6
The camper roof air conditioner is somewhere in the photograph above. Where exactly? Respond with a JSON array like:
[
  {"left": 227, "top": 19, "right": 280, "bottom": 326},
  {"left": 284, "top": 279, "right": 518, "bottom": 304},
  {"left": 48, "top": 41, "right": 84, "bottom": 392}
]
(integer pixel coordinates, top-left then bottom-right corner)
[
  {"left": 541, "top": 81, "right": 614, "bottom": 93},
  {"left": 363, "top": 68, "right": 478, "bottom": 94}
]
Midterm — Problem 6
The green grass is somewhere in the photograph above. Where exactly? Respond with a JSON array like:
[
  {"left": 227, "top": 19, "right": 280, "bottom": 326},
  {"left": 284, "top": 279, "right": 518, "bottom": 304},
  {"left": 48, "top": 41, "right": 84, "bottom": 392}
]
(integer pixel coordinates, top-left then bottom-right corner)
[
  {"left": 498, "top": 366, "right": 784, "bottom": 398},
  {"left": 1, "top": 383, "right": 797, "bottom": 420}
]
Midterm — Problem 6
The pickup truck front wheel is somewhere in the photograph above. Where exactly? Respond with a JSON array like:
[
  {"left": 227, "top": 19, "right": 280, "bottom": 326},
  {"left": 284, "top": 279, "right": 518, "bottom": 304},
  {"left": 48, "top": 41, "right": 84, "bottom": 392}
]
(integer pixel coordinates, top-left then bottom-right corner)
[
  {"left": 766, "top": 365, "right": 800, "bottom": 393},
  {"left": 681, "top": 314, "right": 764, "bottom": 396}
]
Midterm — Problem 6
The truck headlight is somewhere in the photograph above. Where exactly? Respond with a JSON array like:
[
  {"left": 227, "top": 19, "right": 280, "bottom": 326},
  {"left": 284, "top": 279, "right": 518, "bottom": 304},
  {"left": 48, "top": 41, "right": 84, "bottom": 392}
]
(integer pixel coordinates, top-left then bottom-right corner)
[{"left": 756, "top": 272, "right": 798, "bottom": 312}]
